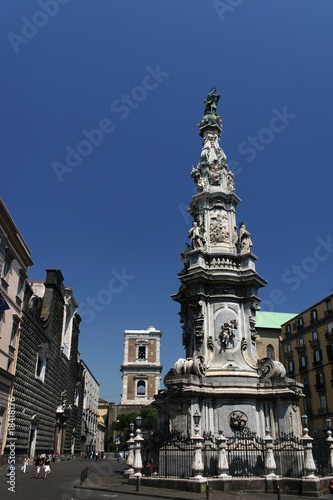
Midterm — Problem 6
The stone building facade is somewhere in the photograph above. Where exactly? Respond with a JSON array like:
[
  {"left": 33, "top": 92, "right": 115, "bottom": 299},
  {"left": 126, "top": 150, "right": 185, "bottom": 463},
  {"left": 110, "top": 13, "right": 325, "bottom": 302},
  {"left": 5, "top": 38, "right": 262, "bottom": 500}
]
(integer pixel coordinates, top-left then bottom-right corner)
[
  {"left": 10, "top": 269, "right": 84, "bottom": 460},
  {"left": 81, "top": 359, "right": 100, "bottom": 453},
  {"left": 0, "top": 199, "right": 33, "bottom": 456}
]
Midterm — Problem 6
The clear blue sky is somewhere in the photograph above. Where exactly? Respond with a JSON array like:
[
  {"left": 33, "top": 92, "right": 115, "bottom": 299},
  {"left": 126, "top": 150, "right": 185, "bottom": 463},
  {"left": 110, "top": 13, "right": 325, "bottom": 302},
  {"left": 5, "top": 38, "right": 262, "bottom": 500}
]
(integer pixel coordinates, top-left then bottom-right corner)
[{"left": 2, "top": 1, "right": 333, "bottom": 403}]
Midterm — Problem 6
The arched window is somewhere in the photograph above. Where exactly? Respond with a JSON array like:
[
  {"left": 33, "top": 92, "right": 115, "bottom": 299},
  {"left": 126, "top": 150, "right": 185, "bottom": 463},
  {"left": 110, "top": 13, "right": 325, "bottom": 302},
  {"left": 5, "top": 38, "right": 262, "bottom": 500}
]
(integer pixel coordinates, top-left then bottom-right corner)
[
  {"left": 266, "top": 344, "right": 275, "bottom": 360},
  {"left": 137, "top": 380, "right": 146, "bottom": 395},
  {"left": 138, "top": 346, "right": 146, "bottom": 360}
]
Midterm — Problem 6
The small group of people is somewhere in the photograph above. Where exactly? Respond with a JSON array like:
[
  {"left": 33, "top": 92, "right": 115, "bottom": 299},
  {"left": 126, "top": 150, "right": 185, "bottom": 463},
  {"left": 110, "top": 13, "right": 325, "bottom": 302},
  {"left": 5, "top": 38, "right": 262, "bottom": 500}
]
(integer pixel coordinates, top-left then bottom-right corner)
[
  {"left": 34, "top": 453, "right": 52, "bottom": 479},
  {"left": 80, "top": 450, "right": 104, "bottom": 461}
]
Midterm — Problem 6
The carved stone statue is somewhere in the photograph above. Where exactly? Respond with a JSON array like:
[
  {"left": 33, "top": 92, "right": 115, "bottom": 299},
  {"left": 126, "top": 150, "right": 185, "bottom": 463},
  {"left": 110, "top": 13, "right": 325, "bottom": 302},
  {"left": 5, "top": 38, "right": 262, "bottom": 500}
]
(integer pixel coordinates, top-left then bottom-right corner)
[
  {"left": 226, "top": 171, "right": 235, "bottom": 192},
  {"left": 210, "top": 213, "right": 229, "bottom": 245},
  {"left": 219, "top": 319, "right": 238, "bottom": 350},
  {"left": 204, "top": 87, "right": 221, "bottom": 115},
  {"left": 188, "top": 221, "right": 205, "bottom": 249},
  {"left": 229, "top": 411, "right": 247, "bottom": 430},
  {"left": 238, "top": 223, "right": 253, "bottom": 254}
]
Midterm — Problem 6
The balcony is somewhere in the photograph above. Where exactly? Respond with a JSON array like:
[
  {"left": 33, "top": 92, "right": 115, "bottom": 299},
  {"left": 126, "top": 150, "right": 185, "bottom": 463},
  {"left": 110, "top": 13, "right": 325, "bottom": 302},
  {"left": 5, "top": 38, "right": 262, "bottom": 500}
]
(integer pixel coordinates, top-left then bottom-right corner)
[
  {"left": 309, "top": 339, "right": 320, "bottom": 348},
  {"left": 317, "top": 407, "right": 329, "bottom": 416},
  {"left": 284, "top": 350, "right": 293, "bottom": 358},
  {"left": 315, "top": 382, "right": 326, "bottom": 391},
  {"left": 296, "top": 344, "right": 306, "bottom": 353},
  {"left": 299, "top": 365, "right": 308, "bottom": 373},
  {"left": 313, "top": 359, "right": 323, "bottom": 367},
  {"left": 325, "top": 330, "right": 333, "bottom": 340}
]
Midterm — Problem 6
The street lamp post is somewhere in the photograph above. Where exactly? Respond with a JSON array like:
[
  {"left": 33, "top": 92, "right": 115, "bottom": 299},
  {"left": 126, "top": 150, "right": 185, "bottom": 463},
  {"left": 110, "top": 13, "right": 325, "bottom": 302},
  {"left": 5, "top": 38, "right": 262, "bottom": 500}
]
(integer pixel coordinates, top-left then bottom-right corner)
[
  {"left": 191, "top": 410, "right": 205, "bottom": 479},
  {"left": 325, "top": 418, "right": 333, "bottom": 473},
  {"left": 301, "top": 414, "right": 317, "bottom": 478},
  {"left": 133, "top": 416, "right": 143, "bottom": 477}
]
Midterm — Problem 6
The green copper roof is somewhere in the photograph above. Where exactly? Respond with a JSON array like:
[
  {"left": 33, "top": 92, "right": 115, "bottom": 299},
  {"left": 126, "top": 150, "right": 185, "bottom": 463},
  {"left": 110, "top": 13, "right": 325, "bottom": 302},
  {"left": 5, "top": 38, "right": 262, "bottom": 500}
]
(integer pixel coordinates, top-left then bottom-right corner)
[{"left": 256, "top": 311, "right": 297, "bottom": 329}]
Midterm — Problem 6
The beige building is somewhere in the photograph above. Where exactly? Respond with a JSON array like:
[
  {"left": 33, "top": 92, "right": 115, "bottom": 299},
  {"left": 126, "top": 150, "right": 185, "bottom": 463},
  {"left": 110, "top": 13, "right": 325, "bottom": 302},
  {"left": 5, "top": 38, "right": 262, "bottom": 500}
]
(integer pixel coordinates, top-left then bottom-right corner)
[
  {"left": 280, "top": 293, "right": 333, "bottom": 432},
  {"left": 120, "top": 326, "right": 162, "bottom": 405},
  {"left": 81, "top": 360, "right": 100, "bottom": 453},
  {"left": 255, "top": 311, "right": 297, "bottom": 361},
  {"left": 0, "top": 199, "right": 32, "bottom": 455}
]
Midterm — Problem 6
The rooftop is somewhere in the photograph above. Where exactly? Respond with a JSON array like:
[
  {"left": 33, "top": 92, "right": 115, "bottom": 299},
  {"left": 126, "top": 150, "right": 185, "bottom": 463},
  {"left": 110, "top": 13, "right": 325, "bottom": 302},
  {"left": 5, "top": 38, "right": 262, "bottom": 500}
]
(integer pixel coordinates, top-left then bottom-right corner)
[{"left": 256, "top": 311, "right": 297, "bottom": 329}]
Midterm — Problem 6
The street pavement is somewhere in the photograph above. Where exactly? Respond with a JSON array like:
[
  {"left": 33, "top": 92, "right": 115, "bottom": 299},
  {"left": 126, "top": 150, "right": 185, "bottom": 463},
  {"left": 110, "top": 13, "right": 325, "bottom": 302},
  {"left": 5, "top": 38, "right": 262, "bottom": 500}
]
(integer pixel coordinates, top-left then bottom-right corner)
[{"left": 1, "top": 456, "right": 333, "bottom": 500}]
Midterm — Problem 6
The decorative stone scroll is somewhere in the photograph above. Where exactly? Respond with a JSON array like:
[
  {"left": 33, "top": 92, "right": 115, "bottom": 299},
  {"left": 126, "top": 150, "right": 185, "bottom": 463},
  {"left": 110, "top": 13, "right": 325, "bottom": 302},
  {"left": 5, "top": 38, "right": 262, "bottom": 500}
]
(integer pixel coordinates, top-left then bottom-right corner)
[
  {"left": 257, "top": 358, "right": 286, "bottom": 379},
  {"left": 173, "top": 356, "right": 207, "bottom": 377}
]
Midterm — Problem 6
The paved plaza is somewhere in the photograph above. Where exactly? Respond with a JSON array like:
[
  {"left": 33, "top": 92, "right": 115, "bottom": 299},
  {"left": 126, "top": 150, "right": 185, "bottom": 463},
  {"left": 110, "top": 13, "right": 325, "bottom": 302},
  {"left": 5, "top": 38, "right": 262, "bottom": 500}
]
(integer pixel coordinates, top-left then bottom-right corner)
[{"left": 1, "top": 457, "right": 332, "bottom": 500}]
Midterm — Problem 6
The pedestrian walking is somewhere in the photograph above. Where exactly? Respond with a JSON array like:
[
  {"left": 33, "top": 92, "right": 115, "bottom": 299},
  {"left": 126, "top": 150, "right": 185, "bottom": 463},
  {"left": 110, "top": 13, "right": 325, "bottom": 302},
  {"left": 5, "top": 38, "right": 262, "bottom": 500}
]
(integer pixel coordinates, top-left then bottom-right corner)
[
  {"left": 43, "top": 455, "right": 51, "bottom": 479},
  {"left": 35, "top": 454, "right": 43, "bottom": 479},
  {"left": 21, "top": 456, "right": 30, "bottom": 473}
]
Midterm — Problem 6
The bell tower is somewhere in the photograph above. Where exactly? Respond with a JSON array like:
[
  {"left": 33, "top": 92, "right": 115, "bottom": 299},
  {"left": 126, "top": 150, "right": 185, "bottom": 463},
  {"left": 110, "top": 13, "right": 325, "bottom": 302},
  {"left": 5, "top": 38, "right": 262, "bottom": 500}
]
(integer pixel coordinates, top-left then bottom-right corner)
[{"left": 120, "top": 326, "right": 162, "bottom": 405}]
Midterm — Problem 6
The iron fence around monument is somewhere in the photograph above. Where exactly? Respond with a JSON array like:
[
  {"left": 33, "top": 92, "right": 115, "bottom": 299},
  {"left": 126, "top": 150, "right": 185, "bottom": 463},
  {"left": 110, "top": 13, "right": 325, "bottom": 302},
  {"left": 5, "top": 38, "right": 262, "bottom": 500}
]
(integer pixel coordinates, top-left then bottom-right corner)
[{"left": 140, "top": 430, "right": 321, "bottom": 479}]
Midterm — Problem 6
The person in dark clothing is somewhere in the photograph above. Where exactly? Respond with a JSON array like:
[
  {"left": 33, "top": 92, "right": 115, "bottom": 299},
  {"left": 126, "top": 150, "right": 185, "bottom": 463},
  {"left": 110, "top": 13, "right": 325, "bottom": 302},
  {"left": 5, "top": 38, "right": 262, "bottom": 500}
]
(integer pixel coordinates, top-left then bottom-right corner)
[{"left": 35, "top": 455, "right": 43, "bottom": 479}]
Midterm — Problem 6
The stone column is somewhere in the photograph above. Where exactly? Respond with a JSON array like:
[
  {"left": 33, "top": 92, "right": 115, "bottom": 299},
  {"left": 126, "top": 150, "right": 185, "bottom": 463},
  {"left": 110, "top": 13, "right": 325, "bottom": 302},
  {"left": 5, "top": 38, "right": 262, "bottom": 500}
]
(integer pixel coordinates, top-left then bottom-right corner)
[
  {"left": 124, "top": 423, "right": 135, "bottom": 477},
  {"left": 301, "top": 423, "right": 317, "bottom": 478},
  {"left": 216, "top": 431, "right": 230, "bottom": 477},
  {"left": 264, "top": 428, "right": 278, "bottom": 477},
  {"left": 326, "top": 422, "right": 333, "bottom": 472},
  {"left": 133, "top": 418, "right": 144, "bottom": 477}
]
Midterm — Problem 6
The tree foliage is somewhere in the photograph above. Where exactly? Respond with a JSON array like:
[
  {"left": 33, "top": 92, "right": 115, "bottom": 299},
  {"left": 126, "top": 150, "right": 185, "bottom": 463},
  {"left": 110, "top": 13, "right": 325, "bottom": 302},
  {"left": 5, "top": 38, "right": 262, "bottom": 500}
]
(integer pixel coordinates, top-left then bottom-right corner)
[{"left": 110, "top": 407, "right": 158, "bottom": 433}]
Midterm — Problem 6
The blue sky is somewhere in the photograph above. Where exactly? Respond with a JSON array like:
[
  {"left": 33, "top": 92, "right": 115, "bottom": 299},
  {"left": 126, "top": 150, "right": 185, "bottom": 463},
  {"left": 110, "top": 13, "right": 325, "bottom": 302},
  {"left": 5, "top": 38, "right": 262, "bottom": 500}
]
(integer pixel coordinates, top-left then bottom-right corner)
[{"left": 2, "top": 1, "right": 333, "bottom": 403}]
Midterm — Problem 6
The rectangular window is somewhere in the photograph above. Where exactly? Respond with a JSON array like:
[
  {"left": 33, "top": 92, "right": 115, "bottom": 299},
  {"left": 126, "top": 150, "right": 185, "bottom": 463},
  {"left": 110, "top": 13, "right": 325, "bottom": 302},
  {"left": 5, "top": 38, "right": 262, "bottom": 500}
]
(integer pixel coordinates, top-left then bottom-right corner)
[
  {"left": 17, "top": 270, "right": 26, "bottom": 296},
  {"left": 302, "top": 375, "right": 309, "bottom": 391},
  {"left": 298, "top": 337, "right": 304, "bottom": 348},
  {"left": 287, "top": 343, "right": 292, "bottom": 354},
  {"left": 35, "top": 353, "right": 46, "bottom": 382},
  {"left": 3, "top": 252, "right": 13, "bottom": 278},
  {"left": 288, "top": 360, "right": 295, "bottom": 376},
  {"left": 310, "top": 310, "right": 318, "bottom": 323},
  {"left": 315, "top": 372, "right": 325, "bottom": 385},
  {"left": 10, "top": 317, "right": 19, "bottom": 345},
  {"left": 320, "top": 394, "right": 328, "bottom": 413},
  {"left": 299, "top": 355, "right": 307, "bottom": 370},
  {"left": 312, "top": 331, "right": 318, "bottom": 344},
  {"left": 327, "top": 344, "right": 333, "bottom": 361},
  {"left": 327, "top": 300, "right": 332, "bottom": 313},
  {"left": 314, "top": 349, "right": 322, "bottom": 364}
]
